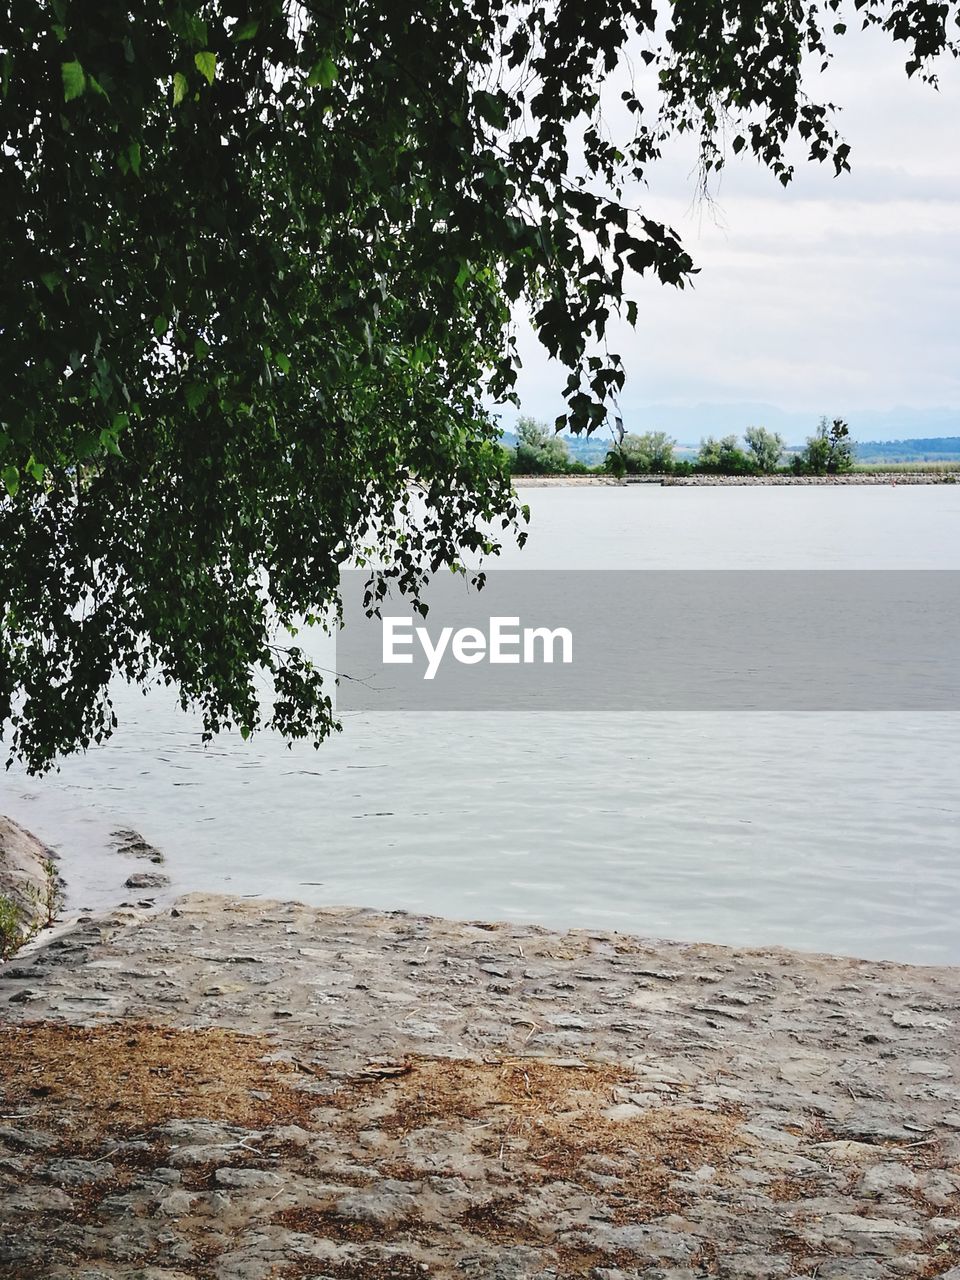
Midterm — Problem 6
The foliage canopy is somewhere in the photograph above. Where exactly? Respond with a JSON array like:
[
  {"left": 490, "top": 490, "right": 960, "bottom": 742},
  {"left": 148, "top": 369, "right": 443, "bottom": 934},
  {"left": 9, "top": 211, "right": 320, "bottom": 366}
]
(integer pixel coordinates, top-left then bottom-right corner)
[
  {"left": 608, "top": 431, "right": 677, "bottom": 475},
  {"left": 697, "top": 434, "right": 754, "bottom": 474},
  {"left": 1, "top": 0, "right": 958, "bottom": 769},
  {"left": 795, "top": 416, "right": 855, "bottom": 473},
  {"left": 744, "top": 426, "right": 786, "bottom": 472},
  {"left": 513, "top": 417, "right": 571, "bottom": 474}
]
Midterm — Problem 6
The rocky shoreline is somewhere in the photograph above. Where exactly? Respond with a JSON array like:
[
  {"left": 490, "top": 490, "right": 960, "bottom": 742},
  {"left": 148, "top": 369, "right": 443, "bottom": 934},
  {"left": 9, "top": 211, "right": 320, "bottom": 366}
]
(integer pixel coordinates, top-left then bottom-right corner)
[
  {"left": 0, "top": 814, "right": 63, "bottom": 958},
  {"left": 2, "top": 889, "right": 960, "bottom": 1280},
  {"left": 517, "top": 473, "right": 957, "bottom": 486}
]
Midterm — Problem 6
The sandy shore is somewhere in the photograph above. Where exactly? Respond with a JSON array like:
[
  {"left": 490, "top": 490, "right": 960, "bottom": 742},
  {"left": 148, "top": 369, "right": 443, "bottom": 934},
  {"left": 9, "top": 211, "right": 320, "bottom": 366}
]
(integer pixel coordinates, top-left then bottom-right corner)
[{"left": 2, "top": 890, "right": 960, "bottom": 1279}]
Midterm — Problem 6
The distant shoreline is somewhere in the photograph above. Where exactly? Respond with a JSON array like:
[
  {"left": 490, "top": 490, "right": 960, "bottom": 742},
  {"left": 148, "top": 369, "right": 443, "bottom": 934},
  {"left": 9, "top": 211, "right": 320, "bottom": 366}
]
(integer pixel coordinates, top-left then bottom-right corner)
[{"left": 516, "top": 472, "right": 957, "bottom": 486}]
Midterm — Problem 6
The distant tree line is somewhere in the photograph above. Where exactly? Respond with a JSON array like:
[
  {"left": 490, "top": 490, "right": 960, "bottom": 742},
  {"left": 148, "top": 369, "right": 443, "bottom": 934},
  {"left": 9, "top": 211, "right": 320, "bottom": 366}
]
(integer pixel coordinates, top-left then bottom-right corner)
[
  {"left": 505, "top": 416, "right": 854, "bottom": 477},
  {"left": 853, "top": 437, "right": 960, "bottom": 463}
]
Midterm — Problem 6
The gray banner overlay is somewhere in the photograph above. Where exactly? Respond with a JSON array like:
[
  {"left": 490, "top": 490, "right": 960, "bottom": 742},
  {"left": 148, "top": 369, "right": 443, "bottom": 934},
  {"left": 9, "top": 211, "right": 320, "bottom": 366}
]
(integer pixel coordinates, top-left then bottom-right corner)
[{"left": 336, "top": 570, "right": 960, "bottom": 711}]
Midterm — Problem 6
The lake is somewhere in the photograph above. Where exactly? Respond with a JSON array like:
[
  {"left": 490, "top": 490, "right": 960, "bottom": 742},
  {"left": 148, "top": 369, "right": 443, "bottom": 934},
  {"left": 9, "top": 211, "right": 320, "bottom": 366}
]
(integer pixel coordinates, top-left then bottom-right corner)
[{"left": 2, "top": 484, "right": 959, "bottom": 964}]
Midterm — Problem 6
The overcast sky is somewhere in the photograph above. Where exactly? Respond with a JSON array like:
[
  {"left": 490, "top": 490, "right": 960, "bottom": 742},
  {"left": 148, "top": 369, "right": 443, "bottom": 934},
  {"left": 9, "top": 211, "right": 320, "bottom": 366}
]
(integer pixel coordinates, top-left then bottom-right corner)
[{"left": 508, "top": 26, "right": 960, "bottom": 441}]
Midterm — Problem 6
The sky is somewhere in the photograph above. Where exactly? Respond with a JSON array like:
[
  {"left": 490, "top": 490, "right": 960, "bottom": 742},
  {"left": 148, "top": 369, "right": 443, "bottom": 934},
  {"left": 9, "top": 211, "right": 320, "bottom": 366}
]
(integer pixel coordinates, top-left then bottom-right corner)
[{"left": 507, "top": 25, "right": 960, "bottom": 442}]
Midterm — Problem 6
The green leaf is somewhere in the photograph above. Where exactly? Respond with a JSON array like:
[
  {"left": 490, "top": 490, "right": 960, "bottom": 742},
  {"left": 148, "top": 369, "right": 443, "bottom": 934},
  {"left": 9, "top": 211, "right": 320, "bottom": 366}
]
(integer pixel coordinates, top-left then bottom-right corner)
[
  {"left": 193, "top": 337, "right": 211, "bottom": 360},
  {"left": 26, "top": 457, "right": 45, "bottom": 483},
  {"left": 40, "top": 271, "right": 60, "bottom": 293},
  {"left": 2, "top": 465, "right": 19, "bottom": 497},
  {"left": 474, "top": 90, "right": 507, "bottom": 129},
  {"left": 99, "top": 428, "right": 123, "bottom": 456},
  {"left": 185, "top": 383, "right": 207, "bottom": 409},
  {"left": 233, "top": 19, "right": 259, "bottom": 40},
  {"left": 61, "top": 60, "right": 86, "bottom": 102},
  {"left": 194, "top": 51, "right": 216, "bottom": 85},
  {"left": 306, "top": 56, "right": 337, "bottom": 88},
  {"left": 153, "top": 315, "right": 167, "bottom": 338},
  {"left": 172, "top": 72, "right": 188, "bottom": 107},
  {"left": 127, "top": 140, "right": 141, "bottom": 177},
  {"left": 174, "top": 12, "right": 207, "bottom": 47},
  {"left": 275, "top": 352, "right": 291, "bottom": 374},
  {"left": 74, "top": 433, "right": 100, "bottom": 460}
]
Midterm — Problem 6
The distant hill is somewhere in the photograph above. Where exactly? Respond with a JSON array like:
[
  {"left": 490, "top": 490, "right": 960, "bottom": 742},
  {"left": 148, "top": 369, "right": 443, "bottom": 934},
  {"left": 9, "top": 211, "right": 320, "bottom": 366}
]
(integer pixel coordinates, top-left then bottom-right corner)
[{"left": 852, "top": 437, "right": 960, "bottom": 463}]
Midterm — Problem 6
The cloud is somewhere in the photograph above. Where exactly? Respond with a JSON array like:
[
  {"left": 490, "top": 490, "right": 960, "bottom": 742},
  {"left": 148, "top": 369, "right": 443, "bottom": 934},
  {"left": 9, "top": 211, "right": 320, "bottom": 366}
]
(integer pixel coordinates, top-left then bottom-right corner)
[{"left": 508, "top": 25, "right": 960, "bottom": 437}]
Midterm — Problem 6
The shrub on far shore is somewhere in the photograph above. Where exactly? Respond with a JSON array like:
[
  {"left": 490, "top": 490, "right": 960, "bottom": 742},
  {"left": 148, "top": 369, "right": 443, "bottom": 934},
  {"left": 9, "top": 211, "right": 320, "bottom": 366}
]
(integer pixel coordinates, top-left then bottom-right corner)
[
  {"left": 604, "top": 430, "right": 676, "bottom": 475},
  {"left": 696, "top": 435, "right": 755, "bottom": 475},
  {"left": 793, "top": 417, "right": 853, "bottom": 475},
  {"left": 510, "top": 416, "right": 572, "bottom": 475},
  {"left": 744, "top": 425, "right": 785, "bottom": 473},
  {"left": 504, "top": 414, "right": 864, "bottom": 479}
]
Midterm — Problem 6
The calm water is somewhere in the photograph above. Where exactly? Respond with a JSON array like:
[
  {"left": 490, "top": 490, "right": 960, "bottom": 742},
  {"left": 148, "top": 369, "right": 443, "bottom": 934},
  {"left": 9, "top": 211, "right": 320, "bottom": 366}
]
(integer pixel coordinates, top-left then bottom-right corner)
[{"left": 2, "top": 485, "right": 959, "bottom": 964}]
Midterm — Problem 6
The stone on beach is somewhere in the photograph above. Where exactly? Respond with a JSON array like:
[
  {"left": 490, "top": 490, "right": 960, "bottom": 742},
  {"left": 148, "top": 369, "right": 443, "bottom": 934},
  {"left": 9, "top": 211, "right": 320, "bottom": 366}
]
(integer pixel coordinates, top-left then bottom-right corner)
[{"left": 1, "top": 891, "right": 959, "bottom": 1279}]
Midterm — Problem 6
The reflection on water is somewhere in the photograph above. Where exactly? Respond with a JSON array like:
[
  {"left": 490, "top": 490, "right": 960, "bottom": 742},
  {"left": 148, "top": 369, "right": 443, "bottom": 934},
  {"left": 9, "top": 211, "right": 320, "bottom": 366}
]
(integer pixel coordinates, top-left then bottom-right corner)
[{"left": 2, "top": 486, "right": 959, "bottom": 964}]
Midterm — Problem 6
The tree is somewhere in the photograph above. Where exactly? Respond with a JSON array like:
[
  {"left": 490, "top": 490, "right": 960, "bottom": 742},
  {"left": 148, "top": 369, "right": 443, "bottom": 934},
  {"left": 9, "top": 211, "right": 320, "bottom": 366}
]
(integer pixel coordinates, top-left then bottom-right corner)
[
  {"left": 697, "top": 435, "right": 754, "bottom": 475},
  {"left": 2, "top": 2, "right": 957, "bottom": 770},
  {"left": 744, "top": 426, "right": 785, "bottom": 473},
  {"left": 796, "top": 417, "right": 855, "bottom": 474},
  {"left": 513, "top": 417, "right": 571, "bottom": 474},
  {"left": 607, "top": 431, "right": 676, "bottom": 474}
]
